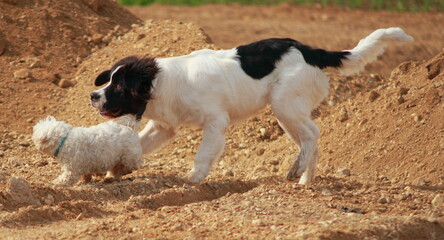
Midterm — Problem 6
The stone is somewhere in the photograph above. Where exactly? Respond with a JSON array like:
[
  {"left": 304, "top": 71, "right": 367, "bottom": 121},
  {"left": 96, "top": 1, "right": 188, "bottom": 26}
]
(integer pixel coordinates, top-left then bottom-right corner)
[
  {"left": 368, "top": 90, "right": 380, "bottom": 102},
  {"left": 7, "top": 176, "right": 41, "bottom": 206},
  {"left": 338, "top": 107, "right": 349, "bottom": 122},
  {"left": 399, "top": 87, "right": 410, "bottom": 96},
  {"left": 431, "top": 194, "right": 444, "bottom": 207},
  {"left": 252, "top": 219, "right": 266, "bottom": 227},
  {"left": 377, "top": 196, "right": 390, "bottom": 204},
  {"left": 14, "top": 68, "right": 31, "bottom": 79},
  {"left": 0, "top": 38, "right": 6, "bottom": 55},
  {"left": 257, "top": 148, "right": 265, "bottom": 156},
  {"left": 224, "top": 170, "right": 234, "bottom": 177},
  {"left": 58, "top": 79, "right": 75, "bottom": 88},
  {"left": 336, "top": 167, "right": 351, "bottom": 177}
]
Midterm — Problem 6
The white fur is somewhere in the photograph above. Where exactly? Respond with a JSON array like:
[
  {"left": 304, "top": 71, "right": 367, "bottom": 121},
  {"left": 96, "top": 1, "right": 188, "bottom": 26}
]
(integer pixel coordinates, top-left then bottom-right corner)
[
  {"left": 32, "top": 116, "right": 143, "bottom": 186},
  {"left": 340, "top": 27, "right": 413, "bottom": 75},
  {"left": 135, "top": 28, "right": 412, "bottom": 184}
]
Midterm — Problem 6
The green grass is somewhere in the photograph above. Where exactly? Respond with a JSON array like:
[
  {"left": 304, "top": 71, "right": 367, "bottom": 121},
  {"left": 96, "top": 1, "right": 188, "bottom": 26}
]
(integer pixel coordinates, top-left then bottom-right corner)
[{"left": 117, "top": 0, "right": 444, "bottom": 11}]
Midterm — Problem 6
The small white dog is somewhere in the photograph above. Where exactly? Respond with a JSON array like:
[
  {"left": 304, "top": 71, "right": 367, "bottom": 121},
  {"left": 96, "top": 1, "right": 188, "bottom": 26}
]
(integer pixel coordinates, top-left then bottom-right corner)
[{"left": 32, "top": 116, "right": 142, "bottom": 186}]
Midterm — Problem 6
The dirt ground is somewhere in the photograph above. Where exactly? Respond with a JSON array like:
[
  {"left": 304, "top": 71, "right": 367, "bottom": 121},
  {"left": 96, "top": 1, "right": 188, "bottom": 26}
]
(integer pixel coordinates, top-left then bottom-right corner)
[{"left": 1, "top": 1, "right": 444, "bottom": 239}]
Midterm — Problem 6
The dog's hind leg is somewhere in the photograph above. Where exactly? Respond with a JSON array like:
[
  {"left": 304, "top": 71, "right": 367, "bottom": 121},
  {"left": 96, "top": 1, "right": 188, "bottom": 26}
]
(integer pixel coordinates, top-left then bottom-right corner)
[
  {"left": 270, "top": 69, "right": 324, "bottom": 185},
  {"left": 189, "top": 114, "right": 229, "bottom": 183}
]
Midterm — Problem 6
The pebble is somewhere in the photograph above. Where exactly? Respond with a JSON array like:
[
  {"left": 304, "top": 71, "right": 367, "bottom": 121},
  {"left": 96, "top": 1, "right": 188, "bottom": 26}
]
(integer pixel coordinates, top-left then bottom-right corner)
[
  {"left": 269, "top": 160, "right": 279, "bottom": 166},
  {"left": 0, "top": 203, "right": 3, "bottom": 210},
  {"left": 14, "top": 68, "right": 31, "bottom": 79},
  {"left": 338, "top": 107, "right": 349, "bottom": 122},
  {"left": 431, "top": 194, "right": 444, "bottom": 207},
  {"left": 254, "top": 166, "right": 267, "bottom": 173},
  {"left": 336, "top": 167, "right": 351, "bottom": 177},
  {"left": 0, "top": 38, "right": 6, "bottom": 55},
  {"left": 224, "top": 170, "right": 234, "bottom": 177},
  {"left": 252, "top": 219, "right": 266, "bottom": 227},
  {"left": 397, "top": 96, "right": 405, "bottom": 104},
  {"left": 257, "top": 148, "right": 265, "bottom": 156},
  {"left": 368, "top": 90, "right": 380, "bottom": 102},
  {"left": 7, "top": 176, "right": 41, "bottom": 206},
  {"left": 377, "top": 196, "right": 390, "bottom": 204},
  {"left": 412, "top": 114, "right": 422, "bottom": 122},
  {"left": 399, "top": 87, "right": 410, "bottom": 96},
  {"left": 58, "top": 79, "right": 75, "bottom": 88},
  {"left": 45, "top": 194, "right": 55, "bottom": 205}
]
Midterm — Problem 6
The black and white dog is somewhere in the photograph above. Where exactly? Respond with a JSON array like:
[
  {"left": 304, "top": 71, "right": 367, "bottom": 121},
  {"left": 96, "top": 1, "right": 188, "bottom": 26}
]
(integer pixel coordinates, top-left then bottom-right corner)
[{"left": 90, "top": 27, "right": 412, "bottom": 184}]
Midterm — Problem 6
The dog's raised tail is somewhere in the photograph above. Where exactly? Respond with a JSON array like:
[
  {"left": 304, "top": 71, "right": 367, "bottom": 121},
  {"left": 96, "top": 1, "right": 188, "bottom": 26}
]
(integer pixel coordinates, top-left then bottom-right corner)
[{"left": 339, "top": 27, "right": 413, "bottom": 75}]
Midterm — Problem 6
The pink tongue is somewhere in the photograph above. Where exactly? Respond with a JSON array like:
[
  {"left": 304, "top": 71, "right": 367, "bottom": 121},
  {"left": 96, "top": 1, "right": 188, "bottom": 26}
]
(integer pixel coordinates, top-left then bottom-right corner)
[{"left": 100, "top": 111, "right": 116, "bottom": 119}]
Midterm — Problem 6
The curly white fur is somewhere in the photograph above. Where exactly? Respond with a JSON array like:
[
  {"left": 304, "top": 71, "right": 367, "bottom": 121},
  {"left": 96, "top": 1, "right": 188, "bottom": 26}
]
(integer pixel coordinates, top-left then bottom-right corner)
[{"left": 32, "top": 116, "right": 142, "bottom": 186}]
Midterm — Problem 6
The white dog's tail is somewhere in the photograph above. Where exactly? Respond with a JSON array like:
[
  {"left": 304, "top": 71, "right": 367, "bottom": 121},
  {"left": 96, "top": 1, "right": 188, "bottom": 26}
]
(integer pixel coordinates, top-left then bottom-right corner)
[{"left": 339, "top": 27, "right": 413, "bottom": 75}]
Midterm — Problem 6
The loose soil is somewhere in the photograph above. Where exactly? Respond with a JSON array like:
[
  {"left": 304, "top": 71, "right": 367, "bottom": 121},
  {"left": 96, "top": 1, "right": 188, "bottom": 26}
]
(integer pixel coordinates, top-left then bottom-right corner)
[{"left": 1, "top": 1, "right": 443, "bottom": 239}]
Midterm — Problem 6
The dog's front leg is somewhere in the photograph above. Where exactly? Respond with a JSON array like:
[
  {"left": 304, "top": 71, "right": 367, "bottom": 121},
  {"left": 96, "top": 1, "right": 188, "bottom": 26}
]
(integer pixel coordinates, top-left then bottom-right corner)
[
  {"left": 189, "top": 117, "right": 228, "bottom": 183},
  {"left": 139, "top": 120, "right": 176, "bottom": 155}
]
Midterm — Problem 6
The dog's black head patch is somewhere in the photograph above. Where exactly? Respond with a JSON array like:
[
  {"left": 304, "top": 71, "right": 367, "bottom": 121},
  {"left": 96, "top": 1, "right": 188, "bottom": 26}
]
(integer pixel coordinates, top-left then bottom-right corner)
[{"left": 92, "top": 56, "right": 159, "bottom": 119}]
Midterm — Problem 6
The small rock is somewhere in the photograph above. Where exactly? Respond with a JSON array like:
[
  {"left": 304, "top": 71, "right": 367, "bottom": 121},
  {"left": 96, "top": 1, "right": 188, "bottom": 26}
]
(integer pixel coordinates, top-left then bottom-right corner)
[
  {"left": 399, "top": 87, "right": 410, "bottom": 96},
  {"left": 411, "top": 113, "right": 422, "bottom": 122},
  {"left": 336, "top": 167, "right": 351, "bottom": 177},
  {"left": 173, "top": 224, "right": 184, "bottom": 231},
  {"left": 44, "top": 194, "right": 55, "bottom": 205},
  {"left": 252, "top": 219, "right": 266, "bottom": 227},
  {"left": 0, "top": 203, "right": 4, "bottom": 210},
  {"left": 269, "top": 160, "right": 279, "bottom": 166},
  {"left": 0, "top": 150, "right": 4, "bottom": 158},
  {"left": 338, "top": 107, "right": 349, "bottom": 122},
  {"left": 254, "top": 166, "right": 267, "bottom": 173},
  {"left": 19, "top": 141, "right": 30, "bottom": 147},
  {"left": 431, "top": 194, "right": 444, "bottom": 207},
  {"left": 377, "top": 197, "right": 390, "bottom": 204},
  {"left": 397, "top": 96, "right": 405, "bottom": 104},
  {"left": 0, "top": 38, "right": 6, "bottom": 55},
  {"left": 224, "top": 170, "right": 234, "bottom": 177},
  {"left": 76, "top": 213, "right": 84, "bottom": 220},
  {"left": 27, "top": 57, "right": 41, "bottom": 68},
  {"left": 7, "top": 177, "right": 41, "bottom": 206},
  {"left": 259, "top": 127, "right": 267, "bottom": 136},
  {"left": 89, "top": 33, "right": 104, "bottom": 44},
  {"left": 14, "top": 68, "right": 31, "bottom": 79},
  {"left": 257, "top": 148, "right": 265, "bottom": 156},
  {"left": 368, "top": 91, "right": 380, "bottom": 102},
  {"left": 58, "top": 79, "right": 75, "bottom": 88},
  {"left": 155, "top": 212, "right": 165, "bottom": 219}
]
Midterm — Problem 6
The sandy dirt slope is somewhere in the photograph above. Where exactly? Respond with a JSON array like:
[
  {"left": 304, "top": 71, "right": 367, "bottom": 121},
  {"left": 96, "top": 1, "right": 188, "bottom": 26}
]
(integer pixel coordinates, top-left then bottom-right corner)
[{"left": 0, "top": 1, "right": 444, "bottom": 239}]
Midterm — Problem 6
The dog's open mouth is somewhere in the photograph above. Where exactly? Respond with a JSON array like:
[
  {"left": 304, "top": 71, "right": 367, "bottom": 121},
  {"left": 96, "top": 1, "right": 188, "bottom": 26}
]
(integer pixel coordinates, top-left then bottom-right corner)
[{"left": 100, "top": 109, "right": 121, "bottom": 119}]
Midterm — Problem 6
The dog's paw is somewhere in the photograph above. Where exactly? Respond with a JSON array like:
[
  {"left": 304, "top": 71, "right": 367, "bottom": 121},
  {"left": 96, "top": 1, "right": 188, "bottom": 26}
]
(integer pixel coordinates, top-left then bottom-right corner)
[
  {"left": 298, "top": 172, "right": 314, "bottom": 185},
  {"left": 188, "top": 169, "right": 206, "bottom": 183},
  {"left": 286, "top": 161, "right": 304, "bottom": 180}
]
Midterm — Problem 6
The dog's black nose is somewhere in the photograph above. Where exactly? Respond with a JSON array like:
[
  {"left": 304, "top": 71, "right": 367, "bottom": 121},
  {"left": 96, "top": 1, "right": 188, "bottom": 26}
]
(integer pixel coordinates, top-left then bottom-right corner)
[{"left": 90, "top": 92, "right": 100, "bottom": 101}]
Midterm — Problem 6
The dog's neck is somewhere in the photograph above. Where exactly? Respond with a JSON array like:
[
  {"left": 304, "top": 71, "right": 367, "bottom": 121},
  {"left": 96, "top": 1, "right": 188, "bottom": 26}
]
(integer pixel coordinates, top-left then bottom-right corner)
[{"left": 54, "top": 131, "right": 71, "bottom": 157}]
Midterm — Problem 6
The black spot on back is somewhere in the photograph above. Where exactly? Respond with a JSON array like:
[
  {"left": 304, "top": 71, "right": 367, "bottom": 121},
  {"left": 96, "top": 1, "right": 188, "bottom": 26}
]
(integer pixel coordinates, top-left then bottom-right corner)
[{"left": 236, "top": 38, "right": 350, "bottom": 79}]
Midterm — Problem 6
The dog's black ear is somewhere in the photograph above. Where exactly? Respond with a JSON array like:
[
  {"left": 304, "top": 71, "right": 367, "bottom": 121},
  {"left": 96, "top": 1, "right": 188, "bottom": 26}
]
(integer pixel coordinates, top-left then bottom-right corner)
[{"left": 95, "top": 70, "right": 111, "bottom": 86}]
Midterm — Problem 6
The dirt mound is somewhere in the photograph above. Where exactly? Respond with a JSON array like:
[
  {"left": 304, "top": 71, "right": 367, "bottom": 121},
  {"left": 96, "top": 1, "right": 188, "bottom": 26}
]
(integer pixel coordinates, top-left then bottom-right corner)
[
  {"left": 0, "top": 0, "right": 140, "bottom": 132},
  {"left": 318, "top": 51, "right": 444, "bottom": 185}
]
